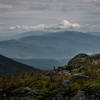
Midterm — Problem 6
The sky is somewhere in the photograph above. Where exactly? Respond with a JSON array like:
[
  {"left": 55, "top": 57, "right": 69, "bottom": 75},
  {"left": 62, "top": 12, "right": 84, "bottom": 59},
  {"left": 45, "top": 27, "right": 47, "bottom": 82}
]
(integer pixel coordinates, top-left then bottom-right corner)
[{"left": 0, "top": 0, "right": 100, "bottom": 36}]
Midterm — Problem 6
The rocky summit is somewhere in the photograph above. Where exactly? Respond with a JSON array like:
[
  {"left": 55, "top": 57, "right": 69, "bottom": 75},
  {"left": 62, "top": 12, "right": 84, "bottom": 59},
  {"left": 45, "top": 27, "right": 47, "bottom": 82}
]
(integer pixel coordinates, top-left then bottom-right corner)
[{"left": 0, "top": 53, "right": 100, "bottom": 100}]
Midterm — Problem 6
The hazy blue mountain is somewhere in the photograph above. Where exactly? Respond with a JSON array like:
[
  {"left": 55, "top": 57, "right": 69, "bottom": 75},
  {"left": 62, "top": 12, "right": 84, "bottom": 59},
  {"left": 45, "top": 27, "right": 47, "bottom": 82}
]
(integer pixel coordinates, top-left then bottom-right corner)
[
  {"left": 15, "top": 31, "right": 49, "bottom": 39},
  {"left": 89, "top": 32, "right": 100, "bottom": 36},
  {"left": 0, "top": 31, "right": 100, "bottom": 69},
  {"left": 0, "top": 55, "right": 40, "bottom": 76},
  {"left": 15, "top": 58, "right": 67, "bottom": 70}
]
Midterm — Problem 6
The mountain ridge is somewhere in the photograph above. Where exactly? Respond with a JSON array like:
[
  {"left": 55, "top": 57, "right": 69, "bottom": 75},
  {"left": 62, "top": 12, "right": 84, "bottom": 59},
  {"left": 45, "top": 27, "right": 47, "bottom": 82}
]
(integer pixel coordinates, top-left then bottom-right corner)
[
  {"left": 0, "top": 31, "right": 100, "bottom": 69},
  {"left": 0, "top": 55, "right": 40, "bottom": 76}
]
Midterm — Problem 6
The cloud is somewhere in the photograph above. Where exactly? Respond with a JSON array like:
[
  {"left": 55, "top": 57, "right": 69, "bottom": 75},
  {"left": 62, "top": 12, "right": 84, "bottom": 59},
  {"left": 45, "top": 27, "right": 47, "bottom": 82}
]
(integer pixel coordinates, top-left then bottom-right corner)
[
  {"left": 0, "top": 3, "right": 13, "bottom": 8},
  {"left": 58, "top": 20, "right": 80, "bottom": 29},
  {"left": 9, "top": 24, "right": 46, "bottom": 31},
  {"left": 9, "top": 20, "right": 100, "bottom": 33},
  {"left": 9, "top": 22, "right": 100, "bottom": 33},
  {"left": 9, "top": 20, "right": 80, "bottom": 32}
]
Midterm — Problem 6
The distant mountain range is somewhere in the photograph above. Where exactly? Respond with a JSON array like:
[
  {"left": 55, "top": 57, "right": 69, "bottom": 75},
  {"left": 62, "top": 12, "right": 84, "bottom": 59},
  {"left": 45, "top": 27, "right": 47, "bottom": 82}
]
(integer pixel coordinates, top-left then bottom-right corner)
[
  {"left": 0, "top": 30, "right": 100, "bottom": 69},
  {"left": 15, "top": 58, "right": 67, "bottom": 70},
  {"left": 0, "top": 55, "right": 39, "bottom": 76}
]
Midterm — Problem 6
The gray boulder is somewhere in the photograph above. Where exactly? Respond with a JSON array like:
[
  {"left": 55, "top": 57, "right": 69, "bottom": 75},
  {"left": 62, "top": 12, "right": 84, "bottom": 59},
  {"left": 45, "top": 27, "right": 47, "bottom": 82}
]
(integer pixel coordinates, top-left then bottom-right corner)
[
  {"left": 71, "top": 90, "right": 87, "bottom": 100},
  {"left": 70, "top": 74, "right": 89, "bottom": 83},
  {"left": 63, "top": 74, "right": 89, "bottom": 87}
]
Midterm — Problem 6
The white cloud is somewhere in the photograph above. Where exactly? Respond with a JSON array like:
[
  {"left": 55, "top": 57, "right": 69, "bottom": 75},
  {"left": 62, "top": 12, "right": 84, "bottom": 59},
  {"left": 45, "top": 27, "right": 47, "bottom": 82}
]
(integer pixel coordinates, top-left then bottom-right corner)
[
  {"left": 9, "top": 20, "right": 80, "bottom": 32},
  {"left": 9, "top": 24, "right": 46, "bottom": 31},
  {"left": 0, "top": 3, "right": 13, "bottom": 8},
  {"left": 58, "top": 20, "right": 80, "bottom": 29}
]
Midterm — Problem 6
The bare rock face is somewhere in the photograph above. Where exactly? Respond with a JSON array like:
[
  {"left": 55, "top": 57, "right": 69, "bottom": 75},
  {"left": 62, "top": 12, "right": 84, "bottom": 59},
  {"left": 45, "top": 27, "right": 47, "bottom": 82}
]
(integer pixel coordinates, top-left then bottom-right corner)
[
  {"left": 63, "top": 74, "right": 89, "bottom": 87},
  {"left": 69, "top": 74, "right": 89, "bottom": 83},
  {"left": 68, "top": 53, "right": 89, "bottom": 65},
  {"left": 66, "top": 53, "right": 89, "bottom": 72}
]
